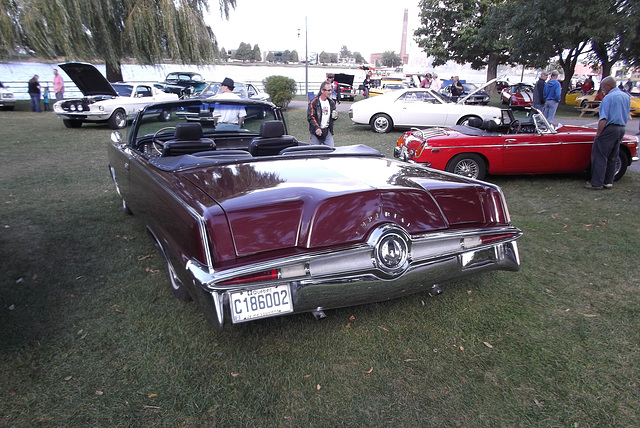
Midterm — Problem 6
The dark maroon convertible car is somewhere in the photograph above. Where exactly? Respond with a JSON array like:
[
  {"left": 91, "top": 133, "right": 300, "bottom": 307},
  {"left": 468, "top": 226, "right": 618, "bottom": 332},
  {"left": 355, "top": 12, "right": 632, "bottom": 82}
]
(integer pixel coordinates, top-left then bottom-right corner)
[{"left": 108, "top": 98, "right": 522, "bottom": 329}]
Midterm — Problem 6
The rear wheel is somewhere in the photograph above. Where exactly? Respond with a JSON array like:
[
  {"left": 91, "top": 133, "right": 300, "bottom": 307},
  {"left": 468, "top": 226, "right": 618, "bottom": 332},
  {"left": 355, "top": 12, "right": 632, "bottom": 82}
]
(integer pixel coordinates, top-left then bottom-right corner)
[
  {"left": 446, "top": 153, "right": 486, "bottom": 180},
  {"left": 614, "top": 150, "right": 629, "bottom": 181},
  {"left": 63, "top": 119, "right": 82, "bottom": 128},
  {"left": 165, "top": 255, "right": 192, "bottom": 301},
  {"left": 371, "top": 113, "right": 393, "bottom": 133},
  {"left": 456, "top": 115, "right": 481, "bottom": 126},
  {"left": 108, "top": 109, "right": 127, "bottom": 129}
]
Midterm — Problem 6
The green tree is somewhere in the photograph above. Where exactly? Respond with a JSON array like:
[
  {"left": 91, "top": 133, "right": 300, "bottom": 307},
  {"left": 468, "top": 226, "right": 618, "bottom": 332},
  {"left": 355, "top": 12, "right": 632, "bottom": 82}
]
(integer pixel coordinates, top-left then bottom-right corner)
[
  {"left": 352, "top": 52, "right": 365, "bottom": 64},
  {"left": 588, "top": 0, "right": 640, "bottom": 78},
  {"left": 263, "top": 75, "right": 296, "bottom": 108},
  {"left": 266, "top": 51, "right": 275, "bottom": 62},
  {"left": 290, "top": 50, "right": 299, "bottom": 63},
  {"left": 340, "top": 45, "right": 351, "bottom": 59},
  {"left": 252, "top": 44, "right": 262, "bottom": 62},
  {"left": 506, "top": 0, "right": 604, "bottom": 100},
  {"left": 414, "top": 0, "right": 511, "bottom": 82},
  {"left": 381, "top": 51, "right": 402, "bottom": 67},
  {"left": 1, "top": 0, "right": 236, "bottom": 82},
  {"left": 319, "top": 51, "right": 331, "bottom": 64},
  {"left": 218, "top": 46, "right": 229, "bottom": 62},
  {"left": 234, "top": 42, "right": 252, "bottom": 62}
]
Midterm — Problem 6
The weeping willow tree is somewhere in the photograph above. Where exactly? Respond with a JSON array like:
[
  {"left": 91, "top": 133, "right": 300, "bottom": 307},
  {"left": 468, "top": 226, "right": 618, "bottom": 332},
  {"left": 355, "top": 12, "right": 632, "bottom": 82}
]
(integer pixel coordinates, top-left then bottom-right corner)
[{"left": 1, "top": 0, "right": 236, "bottom": 81}]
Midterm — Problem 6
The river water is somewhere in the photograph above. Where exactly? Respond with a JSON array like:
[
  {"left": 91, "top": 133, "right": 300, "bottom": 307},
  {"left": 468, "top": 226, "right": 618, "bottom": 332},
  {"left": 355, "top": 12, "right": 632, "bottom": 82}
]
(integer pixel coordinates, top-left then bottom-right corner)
[
  {"left": 1, "top": 60, "right": 530, "bottom": 100},
  {"left": 0, "top": 62, "right": 535, "bottom": 100},
  {"left": 0, "top": 61, "right": 374, "bottom": 99}
]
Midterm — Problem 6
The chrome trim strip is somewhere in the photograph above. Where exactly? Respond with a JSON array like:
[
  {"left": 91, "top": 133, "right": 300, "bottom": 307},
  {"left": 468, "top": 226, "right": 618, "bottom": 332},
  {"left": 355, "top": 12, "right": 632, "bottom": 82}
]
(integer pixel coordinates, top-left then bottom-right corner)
[{"left": 187, "top": 225, "right": 522, "bottom": 291}]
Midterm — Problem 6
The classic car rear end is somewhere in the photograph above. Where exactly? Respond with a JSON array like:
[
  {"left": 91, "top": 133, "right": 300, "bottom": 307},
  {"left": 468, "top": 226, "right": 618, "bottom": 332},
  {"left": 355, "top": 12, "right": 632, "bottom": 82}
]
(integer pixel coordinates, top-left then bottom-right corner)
[{"left": 108, "top": 99, "right": 522, "bottom": 329}]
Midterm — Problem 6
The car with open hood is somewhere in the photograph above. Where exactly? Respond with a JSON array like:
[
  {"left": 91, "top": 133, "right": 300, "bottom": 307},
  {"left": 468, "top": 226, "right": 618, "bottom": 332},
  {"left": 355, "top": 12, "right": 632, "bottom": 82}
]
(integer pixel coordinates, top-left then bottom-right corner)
[
  {"left": 349, "top": 87, "right": 502, "bottom": 133},
  {"left": 440, "top": 82, "right": 491, "bottom": 105},
  {"left": 394, "top": 108, "right": 639, "bottom": 181},
  {"left": 107, "top": 97, "right": 522, "bottom": 329},
  {"left": 53, "top": 62, "right": 179, "bottom": 129}
]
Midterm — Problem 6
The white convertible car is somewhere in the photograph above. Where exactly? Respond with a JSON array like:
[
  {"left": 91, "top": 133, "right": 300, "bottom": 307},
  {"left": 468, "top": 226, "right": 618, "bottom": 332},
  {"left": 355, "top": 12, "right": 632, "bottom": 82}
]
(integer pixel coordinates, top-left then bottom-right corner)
[
  {"left": 53, "top": 62, "right": 178, "bottom": 129},
  {"left": 349, "top": 87, "right": 502, "bottom": 133}
]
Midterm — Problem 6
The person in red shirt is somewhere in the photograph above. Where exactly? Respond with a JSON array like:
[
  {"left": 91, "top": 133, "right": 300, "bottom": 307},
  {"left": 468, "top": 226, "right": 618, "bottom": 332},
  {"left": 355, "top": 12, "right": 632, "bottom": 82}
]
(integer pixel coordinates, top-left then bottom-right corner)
[{"left": 581, "top": 77, "right": 593, "bottom": 95}]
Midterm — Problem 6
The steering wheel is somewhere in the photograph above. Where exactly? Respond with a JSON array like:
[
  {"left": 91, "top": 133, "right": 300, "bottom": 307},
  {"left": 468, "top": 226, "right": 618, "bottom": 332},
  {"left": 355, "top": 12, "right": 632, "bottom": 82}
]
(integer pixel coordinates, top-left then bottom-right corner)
[
  {"left": 151, "top": 126, "right": 175, "bottom": 154},
  {"left": 508, "top": 120, "right": 521, "bottom": 134}
]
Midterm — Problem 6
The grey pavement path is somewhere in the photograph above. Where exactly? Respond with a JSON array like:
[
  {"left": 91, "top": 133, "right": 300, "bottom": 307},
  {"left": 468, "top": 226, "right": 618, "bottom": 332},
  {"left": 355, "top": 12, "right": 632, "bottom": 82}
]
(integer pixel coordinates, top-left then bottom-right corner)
[{"left": 287, "top": 100, "right": 640, "bottom": 172}]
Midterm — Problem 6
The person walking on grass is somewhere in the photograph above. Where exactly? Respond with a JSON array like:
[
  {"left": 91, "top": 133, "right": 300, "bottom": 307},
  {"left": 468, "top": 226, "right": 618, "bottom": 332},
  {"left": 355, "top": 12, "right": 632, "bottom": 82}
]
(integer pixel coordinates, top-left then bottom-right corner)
[{"left": 307, "top": 80, "right": 337, "bottom": 147}]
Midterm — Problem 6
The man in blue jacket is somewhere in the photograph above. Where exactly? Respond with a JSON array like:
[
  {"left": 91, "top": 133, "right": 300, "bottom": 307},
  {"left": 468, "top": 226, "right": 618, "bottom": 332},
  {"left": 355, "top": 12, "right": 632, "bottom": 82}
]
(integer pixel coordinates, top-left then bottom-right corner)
[{"left": 542, "top": 70, "right": 561, "bottom": 123}]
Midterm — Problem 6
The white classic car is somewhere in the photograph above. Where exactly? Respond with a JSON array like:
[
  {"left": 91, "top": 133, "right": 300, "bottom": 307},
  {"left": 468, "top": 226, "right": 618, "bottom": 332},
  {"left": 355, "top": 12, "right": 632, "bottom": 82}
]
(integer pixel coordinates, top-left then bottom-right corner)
[
  {"left": 53, "top": 62, "right": 179, "bottom": 129},
  {"left": 194, "top": 81, "right": 271, "bottom": 102},
  {"left": 0, "top": 85, "right": 15, "bottom": 110},
  {"left": 349, "top": 87, "right": 502, "bottom": 133}
]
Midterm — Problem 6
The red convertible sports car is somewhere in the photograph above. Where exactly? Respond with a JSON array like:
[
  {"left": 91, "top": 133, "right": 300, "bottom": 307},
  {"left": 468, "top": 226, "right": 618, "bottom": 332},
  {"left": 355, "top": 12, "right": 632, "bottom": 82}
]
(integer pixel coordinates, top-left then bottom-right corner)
[
  {"left": 394, "top": 109, "right": 638, "bottom": 181},
  {"left": 108, "top": 98, "right": 522, "bottom": 329},
  {"left": 500, "top": 83, "right": 534, "bottom": 108}
]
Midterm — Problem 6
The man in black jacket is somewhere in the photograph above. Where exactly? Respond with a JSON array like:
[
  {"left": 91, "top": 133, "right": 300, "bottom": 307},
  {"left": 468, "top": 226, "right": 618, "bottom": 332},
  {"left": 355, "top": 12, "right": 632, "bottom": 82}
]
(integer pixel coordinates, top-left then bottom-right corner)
[
  {"left": 533, "top": 71, "right": 548, "bottom": 112},
  {"left": 307, "top": 80, "right": 337, "bottom": 146}
]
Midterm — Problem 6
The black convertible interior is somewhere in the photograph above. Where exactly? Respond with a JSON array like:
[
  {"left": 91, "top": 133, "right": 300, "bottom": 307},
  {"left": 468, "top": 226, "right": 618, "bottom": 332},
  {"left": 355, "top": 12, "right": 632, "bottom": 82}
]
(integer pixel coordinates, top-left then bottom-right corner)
[{"left": 142, "top": 120, "right": 383, "bottom": 172}]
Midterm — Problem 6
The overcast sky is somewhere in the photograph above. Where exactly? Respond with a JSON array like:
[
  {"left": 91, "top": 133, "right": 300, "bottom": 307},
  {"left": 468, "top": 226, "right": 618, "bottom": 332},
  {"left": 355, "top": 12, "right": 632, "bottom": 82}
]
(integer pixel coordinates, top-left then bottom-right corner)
[{"left": 205, "top": 1, "right": 422, "bottom": 60}]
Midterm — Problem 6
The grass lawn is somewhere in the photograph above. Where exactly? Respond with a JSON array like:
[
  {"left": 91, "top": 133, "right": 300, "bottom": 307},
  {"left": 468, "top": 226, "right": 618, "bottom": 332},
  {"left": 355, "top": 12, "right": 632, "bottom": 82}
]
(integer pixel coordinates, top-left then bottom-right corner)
[{"left": 1, "top": 100, "right": 639, "bottom": 427}]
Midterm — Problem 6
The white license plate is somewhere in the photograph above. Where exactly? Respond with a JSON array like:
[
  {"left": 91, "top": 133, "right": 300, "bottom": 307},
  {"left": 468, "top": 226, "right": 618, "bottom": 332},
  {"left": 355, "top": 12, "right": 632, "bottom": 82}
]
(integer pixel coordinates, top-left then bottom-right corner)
[{"left": 229, "top": 284, "right": 293, "bottom": 323}]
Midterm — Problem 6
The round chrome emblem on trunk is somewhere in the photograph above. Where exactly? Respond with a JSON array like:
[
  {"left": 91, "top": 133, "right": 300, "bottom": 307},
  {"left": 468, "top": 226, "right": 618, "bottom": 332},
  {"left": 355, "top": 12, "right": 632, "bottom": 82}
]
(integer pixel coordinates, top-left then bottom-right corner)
[{"left": 369, "top": 225, "right": 410, "bottom": 277}]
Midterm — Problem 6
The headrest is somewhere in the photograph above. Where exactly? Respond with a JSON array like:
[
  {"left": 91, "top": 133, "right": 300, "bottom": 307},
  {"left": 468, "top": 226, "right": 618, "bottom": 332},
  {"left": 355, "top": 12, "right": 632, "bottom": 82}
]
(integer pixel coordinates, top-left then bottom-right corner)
[
  {"left": 259, "top": 120, "right": 285, "bottom": 138},
  {"left": 174, "top": 122, "right": 203, "bottom": 140},
  {"left": 483, "top": 120, "right": 498, "bottom": 132},
  {"left": 467, "top": 118, "right": 483, "bottom": 129}
]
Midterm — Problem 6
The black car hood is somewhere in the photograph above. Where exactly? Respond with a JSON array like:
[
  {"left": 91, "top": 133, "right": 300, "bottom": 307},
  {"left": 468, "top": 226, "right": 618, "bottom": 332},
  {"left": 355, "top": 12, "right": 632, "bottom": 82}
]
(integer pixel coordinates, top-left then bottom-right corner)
[
  {"left": 333, "top": 73, "right": 354, "bottom": 86},
  {"left": 59, "top": 62, "right": 118, "bottom": 97}
]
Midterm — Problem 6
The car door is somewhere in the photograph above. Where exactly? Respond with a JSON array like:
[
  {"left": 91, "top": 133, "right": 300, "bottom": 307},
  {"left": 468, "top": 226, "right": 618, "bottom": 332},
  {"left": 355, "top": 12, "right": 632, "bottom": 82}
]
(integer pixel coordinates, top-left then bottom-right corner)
[
  {"left": 125, "top": 84, "right": 155, "bottom": 117},
  {"left": 501, "top": 130, "right": 562, "bottom": 173},
  {"left": 393, "top": 91, "right": 450, "bottom": 127}
]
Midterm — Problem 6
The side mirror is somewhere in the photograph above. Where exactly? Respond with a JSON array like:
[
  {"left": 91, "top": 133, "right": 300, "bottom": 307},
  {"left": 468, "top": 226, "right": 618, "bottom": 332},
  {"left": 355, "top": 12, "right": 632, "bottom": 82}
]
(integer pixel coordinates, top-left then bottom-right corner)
[{"left": 111, "top": 131, "right": 123, "bottom": 143}]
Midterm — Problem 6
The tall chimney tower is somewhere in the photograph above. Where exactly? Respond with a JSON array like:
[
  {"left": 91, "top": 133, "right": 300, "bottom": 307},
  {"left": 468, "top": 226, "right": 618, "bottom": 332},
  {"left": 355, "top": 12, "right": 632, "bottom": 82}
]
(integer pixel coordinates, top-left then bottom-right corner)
[{"left": 400, "top": 8, "right": 408, "bottom": 65}]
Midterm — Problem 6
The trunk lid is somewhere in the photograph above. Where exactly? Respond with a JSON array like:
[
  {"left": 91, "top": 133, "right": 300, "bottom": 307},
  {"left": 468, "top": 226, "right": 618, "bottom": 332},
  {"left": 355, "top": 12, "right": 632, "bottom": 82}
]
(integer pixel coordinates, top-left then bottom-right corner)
[{"left": 181, "top": 156, "right": 505, "bottom": 258}]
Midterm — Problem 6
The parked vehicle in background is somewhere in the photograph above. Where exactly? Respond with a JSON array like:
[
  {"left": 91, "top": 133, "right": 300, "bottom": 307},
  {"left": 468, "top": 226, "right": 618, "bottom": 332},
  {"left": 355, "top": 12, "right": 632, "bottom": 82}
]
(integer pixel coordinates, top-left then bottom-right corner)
[
  {"left": 495, "top": 80, "right": 509, "bottom": 92},
  {"left": 576, "top": 91, "right": 640, "bottom": 116},
  {"left": 368, "top": 77, "right": 411, "bottom": 97},
  {"left": 194, "top": 81, "right": 271, "bottom": 102},
  {"left": 349, "top": 87, "right": 501, "bottom": 133},
  {"left": 332, "top": 73, "right": 356, "bottom": 101},
  {"left": 107, "top": 97, "right": 522, "bottom": 329},
  {"left": 53, "top": 62, "right": 178, "bottom": 129},
  {"left": 394, "top": 108, "right": 638, "bottom": 181},
  {"left": 0, "top": 85, "right": 15, "bottom": 110},
  {"left": 160, "top": 71, "right": 208, "bottom": 98},
  {"left": 500, "top": 83, "right": 534, "bottom": 108},
  {"left": 440, "top": 82, "right": 491, "bottom": 105},
  {"left": 565, "top": 88, "right": 592, "bottom": 106}
]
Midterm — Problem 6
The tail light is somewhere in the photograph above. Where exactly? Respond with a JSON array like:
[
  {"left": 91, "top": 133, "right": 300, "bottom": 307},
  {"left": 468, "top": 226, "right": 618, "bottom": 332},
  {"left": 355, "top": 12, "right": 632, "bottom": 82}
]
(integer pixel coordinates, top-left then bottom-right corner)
[{"left": 219, "top": 269, "right": 279, "bottom": 285}]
